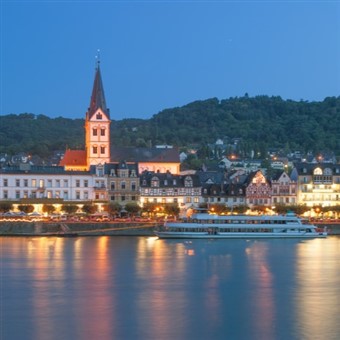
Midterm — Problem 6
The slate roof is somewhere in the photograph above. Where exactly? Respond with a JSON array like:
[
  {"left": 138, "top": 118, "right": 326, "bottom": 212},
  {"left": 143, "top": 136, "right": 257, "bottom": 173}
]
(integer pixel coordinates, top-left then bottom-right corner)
[
  {"left": 140, "top": 171, "right": 201, "bottom": 188},
  {"left": 110, "top": 147, "right": 180, "bottom": 163},
  {"left": 293, "top": 162, "right": 340, "bottom": 175}
]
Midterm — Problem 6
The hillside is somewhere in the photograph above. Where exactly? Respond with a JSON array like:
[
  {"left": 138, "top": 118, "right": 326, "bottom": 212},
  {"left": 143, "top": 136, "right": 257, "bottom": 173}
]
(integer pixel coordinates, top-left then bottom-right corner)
[{"left": 1, "top": 95, "right": 340, "bottom": 158}]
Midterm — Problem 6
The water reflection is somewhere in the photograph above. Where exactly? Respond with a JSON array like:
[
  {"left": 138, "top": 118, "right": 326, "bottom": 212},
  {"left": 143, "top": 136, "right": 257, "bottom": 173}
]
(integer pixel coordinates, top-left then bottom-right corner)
[
  {"left": 2, "top": 236, "right": 339, "bottom": 340},
  {"left": 295, "top": 237, "right": 340, "bottom": 340}
]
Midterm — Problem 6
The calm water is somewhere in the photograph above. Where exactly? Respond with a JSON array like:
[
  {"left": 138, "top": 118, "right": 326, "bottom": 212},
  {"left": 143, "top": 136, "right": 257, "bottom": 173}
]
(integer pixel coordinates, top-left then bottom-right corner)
[{"left": 1, "top": 236, "right": 340, "bottom": 340}]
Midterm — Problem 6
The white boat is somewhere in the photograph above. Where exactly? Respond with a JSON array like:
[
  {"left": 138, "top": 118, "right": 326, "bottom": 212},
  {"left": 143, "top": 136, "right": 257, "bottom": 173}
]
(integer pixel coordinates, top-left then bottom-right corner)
[{"left": 155, "top": 212, "right": 328, "bottom": 239}]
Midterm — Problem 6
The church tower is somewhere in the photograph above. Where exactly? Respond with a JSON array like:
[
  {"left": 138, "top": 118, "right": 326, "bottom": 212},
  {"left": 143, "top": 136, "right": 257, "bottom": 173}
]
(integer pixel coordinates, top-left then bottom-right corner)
[{"left": 85, "top": 60, "right": 111, "bottom": 166}]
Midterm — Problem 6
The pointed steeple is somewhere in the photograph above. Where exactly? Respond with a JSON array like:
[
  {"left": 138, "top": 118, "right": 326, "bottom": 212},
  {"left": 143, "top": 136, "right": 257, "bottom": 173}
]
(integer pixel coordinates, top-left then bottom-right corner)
[{"left": 87, "top": 60, "right": 110, "bottom": 119}]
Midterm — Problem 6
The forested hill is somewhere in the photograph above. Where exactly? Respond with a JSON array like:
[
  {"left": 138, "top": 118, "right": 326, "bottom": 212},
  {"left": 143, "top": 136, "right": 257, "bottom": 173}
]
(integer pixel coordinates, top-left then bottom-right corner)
[{"left": 1, "top": 95, "right": 340, "bottom": 158}]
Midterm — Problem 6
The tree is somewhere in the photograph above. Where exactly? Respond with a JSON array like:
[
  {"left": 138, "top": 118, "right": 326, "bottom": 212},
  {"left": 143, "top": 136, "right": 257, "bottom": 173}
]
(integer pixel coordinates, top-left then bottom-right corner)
[
  {"left": 164, "top": 203, "right": 180, "bottom": 217},
  {"left": 42, "top": 204, "right": 55, "bottom": 215},
  {"left": 61, "top": 204, "right": 78, "bottom": 215},
  {"left": 17, "top": 204, "right": 34, "bottom": 214},
  {"left": 125, "top": 202, "right": 141, "bottom": 216},
  {"left": 0, "top": 202, "right": 13, "bottom": 213},
  {"left": 209, "top": 203, "right": 228, "bottom": 215},
  {"left": 82, "top": 204, "right": 97, "bottom": 215},
  {"left": 105, "top": 202, "right": 121, "bottom": 216}
]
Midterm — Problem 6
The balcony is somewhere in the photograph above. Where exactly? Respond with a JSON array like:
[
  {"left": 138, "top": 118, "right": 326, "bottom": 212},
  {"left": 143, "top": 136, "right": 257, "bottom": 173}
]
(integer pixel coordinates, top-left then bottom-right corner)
[{"left": 93, "top": 186, "right": 107, "bottom": 191}]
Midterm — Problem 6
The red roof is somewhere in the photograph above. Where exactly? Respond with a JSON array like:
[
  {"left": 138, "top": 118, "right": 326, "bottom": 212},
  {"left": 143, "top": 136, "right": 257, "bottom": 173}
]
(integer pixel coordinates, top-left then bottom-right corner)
[{"left": 59, "top": 150, "right": 87, "bottom": 166}]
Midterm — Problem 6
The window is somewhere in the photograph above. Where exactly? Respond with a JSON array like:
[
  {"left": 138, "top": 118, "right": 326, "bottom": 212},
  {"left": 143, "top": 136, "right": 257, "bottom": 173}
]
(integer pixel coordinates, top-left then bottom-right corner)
[
  {"left": 93, "top": 146, "right": 98, "bottom": 154},
  {"left": 76, "top": 191, "right": 80, "bottom": 200},
  {"left": 110, "top": 182, "right": 115, "bottom": 190},
  {"left": 131, "top": 196, "right": 136, "bottom": 201},
  {"left": 121, "top": 182, "right": 126, "bottom": 190},
  {"left": 32, "top": 179, "right": 36, "bottom": 187},
  {"left": 131, "top": 182, "right": 136, "bottom": 191},
  {"left": 16, "top": 179, "right": 20, "bottom": 187},
  {"left": 39, "top": 179, "right": 44, "bottom": 188},
  {"left": 55, "top": 191, "right": 60, "bottom": 199},
  {"left": 47, "top": 191, "right": 52, "bottom": 199},
  {"left": 84, "top": 191, "right": 88, "bottom": 200},
  {"left": 110, "top": 195, "right": 115, "bottom": 201},
  {"left": 56, "top": 180, "right": 60, "bottom": 188},
  {"left": 3, "top": 179, "right": 8, "bottom": 187},
  {"left": 64, "top": 179, "right": 69, "bottom": 187},
  {"left": 15, "top": 191, "right": 20, "bottom": 199},
  {"left": 101, "top": 128, "right": 105, "bottom": 136},
  {"left": 3, "top": 190, "right": 8, "bottom": 199},
  {"left": 93, "top": 128, "right": 98, "bottom": 136},
  {"left": 100, "top": 146, "right": 105, "bottom": 154},
  {"left": 63, "top": 191, "right": 68, "bottom": 200},
  {"left": 31, "top": 191, "right": 36, "bottom": 198},
  {"left": 84, "top": 180, "right": 88, "bottom": 188},
  {"left": 164, "top": 180, "right": 168, "bottom": 186},
  {"left": 47, "top": 179, "right": 52, "bottom": 187},
  {"left": 121, "top": 195, "right": 126, "bottom": 201},
  {"left": 96, "top": 113, "right": 102, "bottom": 119},
  {"left": 76, "top": 180, "right": 80, "bottom": 187},
  {"left": 24, "top": 179, "right": 28, "bottom": 187}
]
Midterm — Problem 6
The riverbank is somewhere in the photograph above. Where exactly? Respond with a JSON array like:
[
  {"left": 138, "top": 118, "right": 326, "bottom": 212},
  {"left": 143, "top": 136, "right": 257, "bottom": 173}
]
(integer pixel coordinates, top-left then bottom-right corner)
[{"left": 0, "top": 221, "right": 340, "bottom": 236}]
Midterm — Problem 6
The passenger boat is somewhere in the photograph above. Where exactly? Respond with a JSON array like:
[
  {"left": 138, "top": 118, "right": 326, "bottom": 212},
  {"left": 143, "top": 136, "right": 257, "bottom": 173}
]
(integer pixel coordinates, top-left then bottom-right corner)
[{"left": 155, "top": 212, "right": 327, "bottom": 239}]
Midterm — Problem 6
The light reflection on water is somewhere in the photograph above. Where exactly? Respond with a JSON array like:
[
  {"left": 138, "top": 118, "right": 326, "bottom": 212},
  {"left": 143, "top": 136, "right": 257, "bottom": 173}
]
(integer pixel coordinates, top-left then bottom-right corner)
[{"left": 1, "top": 236, "right": 340, "bottom": 340}]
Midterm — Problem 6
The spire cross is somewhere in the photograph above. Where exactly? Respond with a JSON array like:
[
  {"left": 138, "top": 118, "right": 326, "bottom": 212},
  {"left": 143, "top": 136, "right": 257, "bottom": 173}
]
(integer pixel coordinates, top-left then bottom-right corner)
[{"left": 95, "top": 49, "right": 101, "bottom": 68}]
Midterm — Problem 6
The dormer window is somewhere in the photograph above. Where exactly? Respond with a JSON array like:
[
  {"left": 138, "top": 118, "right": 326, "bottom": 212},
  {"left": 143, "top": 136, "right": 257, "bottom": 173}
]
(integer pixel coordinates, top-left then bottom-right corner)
[
  {"left": 96, "top": 113, "right": 102, "bottom": 120},
  {"left": 151, "top": 177, "right": 159, "bottom": 187},
  {"left": 130, "top": 170, "right": 136, "bottom": 177},
  {"left": 184, "top": 176, "right": 193, "bottom": 187}
]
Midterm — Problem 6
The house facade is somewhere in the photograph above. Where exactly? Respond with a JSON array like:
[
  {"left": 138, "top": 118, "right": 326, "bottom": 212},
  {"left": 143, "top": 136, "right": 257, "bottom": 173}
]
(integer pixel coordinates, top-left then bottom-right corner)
[
  {"left": 270, "top": 171, "right": 297, "bottom": 205},
  {"left": 139, "top": 172, "right": 201, "bottom": 215},
  {"left": 292, "top": 163, "right": 340, "bottom": 207}
]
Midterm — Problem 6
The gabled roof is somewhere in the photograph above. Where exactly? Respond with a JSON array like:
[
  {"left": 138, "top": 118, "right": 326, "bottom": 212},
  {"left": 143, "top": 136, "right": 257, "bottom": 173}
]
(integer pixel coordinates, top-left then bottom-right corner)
[
  {"left": 110, "top": 147, "right": 180, "bottom": 163},
  {"left": 87, "top": 64, "right": 109, "bottom": 119},
  {"left": 59, "top": 150, "right": 87, "bottom": 166}
]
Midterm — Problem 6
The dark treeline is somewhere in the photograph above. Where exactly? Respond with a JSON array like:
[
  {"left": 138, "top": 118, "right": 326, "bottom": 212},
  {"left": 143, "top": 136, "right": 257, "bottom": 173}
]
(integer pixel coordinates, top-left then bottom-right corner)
[{"left": 1, "top": 95, "right": 340, "bottom": 158}]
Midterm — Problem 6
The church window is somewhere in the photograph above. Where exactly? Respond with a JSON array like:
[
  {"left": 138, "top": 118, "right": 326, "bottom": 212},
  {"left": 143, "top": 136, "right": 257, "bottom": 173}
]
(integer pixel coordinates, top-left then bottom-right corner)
[
  {"left": 96, "top": 113, "right": 102, "bottom": 120},
  {"left": 93, "top": 128, "right": 98, "bottom": 136},
  {"left": 93, "top": 146, "right": 98, "bottom": 154},
  {"left": 101, "top": 128, "right": 105, "bottom": 136},
  {"left": 100, "top": 146, "right": 105, "bottom": 154}
]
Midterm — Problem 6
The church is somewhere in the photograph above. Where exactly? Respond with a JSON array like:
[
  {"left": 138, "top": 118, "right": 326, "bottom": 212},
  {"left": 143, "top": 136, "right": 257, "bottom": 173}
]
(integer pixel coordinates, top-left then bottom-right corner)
[{"left": 59, "top": 60, "right": 180, "bottom": 174}]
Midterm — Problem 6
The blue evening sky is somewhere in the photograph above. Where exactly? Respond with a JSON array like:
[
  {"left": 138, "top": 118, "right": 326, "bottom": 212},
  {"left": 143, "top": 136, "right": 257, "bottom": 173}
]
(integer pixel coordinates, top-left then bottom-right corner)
[{"left": 1, "top": 0, "right": 339, "bottom": 120}]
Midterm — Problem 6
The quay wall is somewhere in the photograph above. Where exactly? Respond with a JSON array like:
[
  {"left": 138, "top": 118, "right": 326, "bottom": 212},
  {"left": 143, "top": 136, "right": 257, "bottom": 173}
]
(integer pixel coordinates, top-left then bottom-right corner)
[
  {"left": 0, "top": 222, "right": 158, "bottom": 236},
  {"left": 0, "top": 222, "right": 340, "bottom": 236}
]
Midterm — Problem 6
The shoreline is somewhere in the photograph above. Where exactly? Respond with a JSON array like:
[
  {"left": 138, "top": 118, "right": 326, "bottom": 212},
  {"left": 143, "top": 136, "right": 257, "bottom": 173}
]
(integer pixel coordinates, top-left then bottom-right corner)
[{"left": 1, "top": 221, "right": 340, "bottom": 237}]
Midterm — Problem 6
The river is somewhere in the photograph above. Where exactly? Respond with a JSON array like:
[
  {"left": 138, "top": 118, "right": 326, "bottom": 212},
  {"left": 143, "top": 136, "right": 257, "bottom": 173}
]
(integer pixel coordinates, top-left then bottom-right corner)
[{"left": 1, "top": 236, "right": 340, "bottom": 340}]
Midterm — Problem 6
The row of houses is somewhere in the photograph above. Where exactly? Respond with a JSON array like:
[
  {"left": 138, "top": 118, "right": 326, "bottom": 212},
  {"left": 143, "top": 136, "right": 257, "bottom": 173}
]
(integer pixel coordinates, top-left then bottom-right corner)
[{"left": 1, "top": 161, "right": 339, "bottom": 215}]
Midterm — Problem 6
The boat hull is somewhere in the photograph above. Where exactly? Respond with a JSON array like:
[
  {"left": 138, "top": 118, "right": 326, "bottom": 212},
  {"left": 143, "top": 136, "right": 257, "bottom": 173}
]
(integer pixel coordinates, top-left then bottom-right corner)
[{"left": 154, "top": 231, "right": 327, "bottom": 239}]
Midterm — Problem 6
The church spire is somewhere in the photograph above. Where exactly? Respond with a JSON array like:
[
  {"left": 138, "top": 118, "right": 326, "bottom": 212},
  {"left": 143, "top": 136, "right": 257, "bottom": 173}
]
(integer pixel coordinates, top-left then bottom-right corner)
[{"left": 87, "top": 52, "right": 110, "bottom": 119}]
